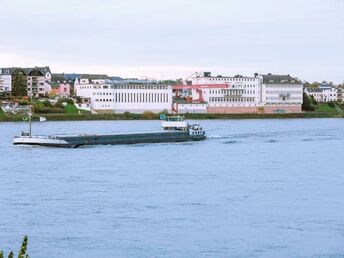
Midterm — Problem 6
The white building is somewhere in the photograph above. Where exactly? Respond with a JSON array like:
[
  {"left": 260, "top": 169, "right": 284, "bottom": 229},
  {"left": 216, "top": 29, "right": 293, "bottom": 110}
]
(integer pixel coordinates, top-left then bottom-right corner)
[
  {"left": 304, "top": 82, "right": 338, "bottom": 102},
  {"left": 74, "top": 75, "right": 172, "bottom": 113},
  {"left": 181, "top": 72, "right": 303, "bottom": 113},
  {"left": 260, "top": 74, "right": 303, "bottom": 113},
  {"left": 0, "top": 68, "right": 13, "bottom": 95}
]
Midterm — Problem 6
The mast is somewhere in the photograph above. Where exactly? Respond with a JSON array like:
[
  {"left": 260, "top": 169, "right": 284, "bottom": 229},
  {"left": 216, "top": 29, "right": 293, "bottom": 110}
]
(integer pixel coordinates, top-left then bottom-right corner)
[{"left": 28, "top": 106, "right": 32, "bottom": 137}]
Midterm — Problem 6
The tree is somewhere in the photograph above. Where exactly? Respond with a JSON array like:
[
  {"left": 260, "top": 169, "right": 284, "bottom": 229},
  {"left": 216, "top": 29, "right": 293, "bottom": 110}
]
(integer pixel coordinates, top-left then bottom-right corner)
[
  {"left": 310, "top": 82, "right": 320, "bottom": 88},
  {"left": 303, "top": 82, "right": 311, "bottom": 88},
  {"left": 309, "top": 95, "right": 317, "bottom": 105},
  {"left": 302, "top": 93, "right": 315, "bottom": 111},
  {"left": 11, "top": 70, "right": 27, "bottom": 97}
]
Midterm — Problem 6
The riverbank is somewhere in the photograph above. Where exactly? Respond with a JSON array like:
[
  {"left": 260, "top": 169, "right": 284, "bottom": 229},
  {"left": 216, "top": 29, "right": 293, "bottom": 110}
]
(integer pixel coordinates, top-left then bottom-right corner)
[{"left": 0, "top": 112, "right": 343, "bottom": 122}]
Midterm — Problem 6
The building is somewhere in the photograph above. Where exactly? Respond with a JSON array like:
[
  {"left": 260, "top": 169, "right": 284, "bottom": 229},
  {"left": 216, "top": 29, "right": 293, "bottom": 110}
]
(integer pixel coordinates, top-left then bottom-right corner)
[
  {"left": 176, "top": 72, "right": 303, "bottom": 113},
  {"left": 51, "top": 74, "right": 71, "bottom": 97},
  {"left": 304, "top": 81, "right": 338, "bottom": 102},
  {"left": 260, "top": 74, "right": 303, "bottom": 113},
  {"left": 183, "top": 72, "right": 261, "bottom": 113},
  {"left": 0, "top": 66, "right": 52, "bottom": 97},
  {"left": 338, "top": 86, "right": 344, "bottom": 103},
  {"left": 74, "top": 75, "right": 172, "bottom": 113},
  {"left": 25, "top": 67, "right": 52, "bottom": 98},
  {"left": 0, "top": 68, "right": 15, "bottom": 96}
]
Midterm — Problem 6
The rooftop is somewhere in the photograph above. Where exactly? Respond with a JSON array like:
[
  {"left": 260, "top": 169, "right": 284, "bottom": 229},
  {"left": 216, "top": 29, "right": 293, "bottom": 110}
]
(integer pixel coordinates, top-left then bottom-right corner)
[
  {"left": 80, "top": 74, "right": 110, "bottom": 80},
  {"left": 262, "top": 74, "right": 301, "bottom": 84}
]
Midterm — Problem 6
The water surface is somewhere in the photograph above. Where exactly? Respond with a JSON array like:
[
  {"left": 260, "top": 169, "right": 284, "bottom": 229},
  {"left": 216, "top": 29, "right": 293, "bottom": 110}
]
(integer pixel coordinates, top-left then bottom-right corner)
[{"left": 0, "top": 119, "right": 344, "bottom": 257}]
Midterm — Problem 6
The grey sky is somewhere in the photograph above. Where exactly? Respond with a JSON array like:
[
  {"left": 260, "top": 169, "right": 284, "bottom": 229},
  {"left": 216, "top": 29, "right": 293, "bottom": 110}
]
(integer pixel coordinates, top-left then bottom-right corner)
[{"left": 0, "top": 0, "right": 343, "bottom": 82}]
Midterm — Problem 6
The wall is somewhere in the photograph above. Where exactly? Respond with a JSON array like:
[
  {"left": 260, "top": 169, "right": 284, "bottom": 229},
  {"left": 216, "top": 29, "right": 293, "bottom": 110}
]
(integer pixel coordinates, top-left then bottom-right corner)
[
  {"left": 207, "top": 106, "right": 260, "bottom": 114},
  {"left": 0, "top": 75, "right": 12, "bottom": 92},
  {"left": 75, "top": 82, "right": 172, "bottom": 113},
  {"left": 263, "top": 105, "right": 302, "bottom": 113}
]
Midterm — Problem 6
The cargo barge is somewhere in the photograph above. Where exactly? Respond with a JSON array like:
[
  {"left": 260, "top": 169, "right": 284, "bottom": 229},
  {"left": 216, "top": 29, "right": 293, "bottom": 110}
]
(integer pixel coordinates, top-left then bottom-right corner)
[{"left": 13, "top": 115, "right": 206, "bottom": 148}]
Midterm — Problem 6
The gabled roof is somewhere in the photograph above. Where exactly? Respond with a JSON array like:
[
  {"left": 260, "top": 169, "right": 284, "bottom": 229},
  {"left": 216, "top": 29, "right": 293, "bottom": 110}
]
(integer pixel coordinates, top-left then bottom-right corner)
[
  {"left": 0, "top": 66, "right": 51, "bottom": 76},
  {"left": 263, "top": 74, "right": 301, "bottom": 84},
  {"left": 306, "top": 88, "right": 323, "bottom": 93},
  {"left": 0, "top": 67, "right": 17, "bottom": 75},
  {"left": 24, "top": 68, "right": 45, "bottom": 76}
]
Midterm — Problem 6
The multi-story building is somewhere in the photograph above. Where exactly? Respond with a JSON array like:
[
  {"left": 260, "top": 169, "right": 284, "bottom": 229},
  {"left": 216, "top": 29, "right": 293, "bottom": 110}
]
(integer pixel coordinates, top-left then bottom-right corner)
[
  {"left": 0, "top": 66, "right": 52, "bottom": 97},
  {"left": 304, "top": 81, "right": 338, "bottom": 102},
  {"left": 74, "top": 75, "right": 172, "bottom": 113},
  {"left": 260, "top": 74, "right": 303, "bottom": 113},
  {"left": 0, "top": 68, "right": 14, "bottom": 96},
  {"left": 176, "top": 72, "right": 303, "bottom": 113}
]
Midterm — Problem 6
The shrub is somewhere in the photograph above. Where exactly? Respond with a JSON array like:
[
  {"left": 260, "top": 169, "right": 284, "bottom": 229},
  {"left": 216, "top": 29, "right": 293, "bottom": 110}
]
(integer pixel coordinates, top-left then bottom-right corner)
[
  {"left": 54, "top": 100, "right": 65, "bottom": 109},
  {"left": 65, "top": 98, "right": 74, "bottom": 104},
  {"left": 123, "top": 111, "right": 131, "bottom": 118},
  {"left": 328, "top": 102, "right": 335, "bottom": 108},
  {"left": 33, "top": 101, "right": 45, "bottom": 111},
  {"left": 161, "top": 109, "right": 169, "bottom": 115},
  {"left": 142, "top": 111, "right": 155, "bottom": 119},
  {"left": 18, "top": 99, "right": 30, "bottom": 105},
  {"left": 43, "top": 100, "right": 52, "bottom": 107}
]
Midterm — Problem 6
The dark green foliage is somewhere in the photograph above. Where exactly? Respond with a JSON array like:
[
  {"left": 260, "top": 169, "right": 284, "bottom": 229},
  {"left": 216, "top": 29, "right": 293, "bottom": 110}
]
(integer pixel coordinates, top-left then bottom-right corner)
[
  {"left": 302, "top": 93, "right": 316, "bottom": 111},
  {"left": 309, "top": 95, "right": 317, "bottom": 105},
  {"left": 43, "top": 100, "right": 53, "bottom": 107},
  {"left": 11, "top": 70, "right": 27, "bottom": 97},
  {"left": 18, "top": 99, "right": 30, "bottom": 105},
  {"left": 123, "top": 111, "right": 131, "bottom": 118},
  {"left": 18, "top": 235, "right": 28, "bottom": 258},
  {"left": 0, "top": 236, "right": 29, "bottom": 258},
  {"left": 33, "top": 100, "right": 64, "bottom": 114},
  {"left": 65, "top": 98, "right": 74, "bottom": 104},
  {"left": 54, "top": 100, "right": 65, "bottom": 109},
  {"left": 328, "top": 102, "right": 335, "bottom": 108}
]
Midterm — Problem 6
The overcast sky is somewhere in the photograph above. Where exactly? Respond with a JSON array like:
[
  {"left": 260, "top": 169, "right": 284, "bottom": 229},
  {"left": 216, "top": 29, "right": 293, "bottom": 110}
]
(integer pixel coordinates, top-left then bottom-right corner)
[{"left": 0, "top": 0, "right": 343, "bottom": 82}]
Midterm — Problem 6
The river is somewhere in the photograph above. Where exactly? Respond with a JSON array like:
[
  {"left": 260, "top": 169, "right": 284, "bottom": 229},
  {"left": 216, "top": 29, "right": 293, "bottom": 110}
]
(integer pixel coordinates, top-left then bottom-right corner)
[{"left": 0, "top": 119, "right": 344, "bottom": 257}]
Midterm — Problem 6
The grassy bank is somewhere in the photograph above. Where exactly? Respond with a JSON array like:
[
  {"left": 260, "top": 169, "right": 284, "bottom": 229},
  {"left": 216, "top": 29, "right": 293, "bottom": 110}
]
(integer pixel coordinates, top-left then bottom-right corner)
[{"left": 0, "top": 111, "right": 343, "bottom": 122}]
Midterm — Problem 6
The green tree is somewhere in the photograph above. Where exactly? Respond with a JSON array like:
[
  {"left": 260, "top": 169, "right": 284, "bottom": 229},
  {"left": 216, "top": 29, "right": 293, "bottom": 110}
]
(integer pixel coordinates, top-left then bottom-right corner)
[
  {"left": 309, "top": 95, "right": 317, "bottom": 105},
  {"left": 11, "top": 70, "right": 27, "bottom": 97},
  {"left": 310, "top": 82, "right": 320, "bottom": 88},
  {"left": 303, "top": 82, "right": 311, "bottom": 88},
  {"left": 302, "top": 92, "right": 315, "bottom": 111}
]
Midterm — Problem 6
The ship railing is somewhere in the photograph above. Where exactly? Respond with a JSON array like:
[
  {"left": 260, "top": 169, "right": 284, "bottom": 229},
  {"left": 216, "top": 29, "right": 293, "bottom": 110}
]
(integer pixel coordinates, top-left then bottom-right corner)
[{"left": 165, "top": 115, "right": 184, "bottom": 122}]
